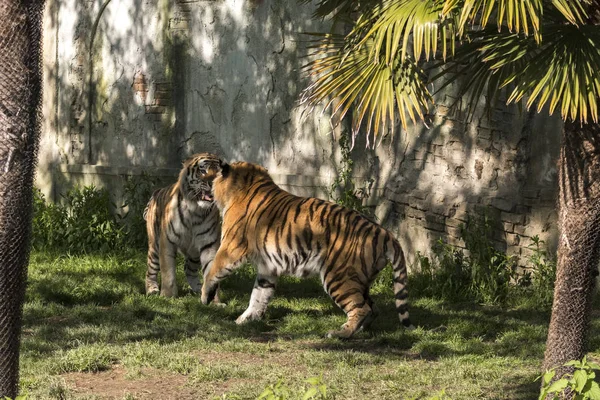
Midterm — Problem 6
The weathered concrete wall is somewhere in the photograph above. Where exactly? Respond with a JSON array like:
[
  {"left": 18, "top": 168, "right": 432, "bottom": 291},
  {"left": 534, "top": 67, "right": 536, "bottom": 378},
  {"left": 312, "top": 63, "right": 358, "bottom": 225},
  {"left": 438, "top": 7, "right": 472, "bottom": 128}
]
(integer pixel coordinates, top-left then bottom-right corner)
[{"left": 40, "top": 0, "right": 562, "bottom": 265}]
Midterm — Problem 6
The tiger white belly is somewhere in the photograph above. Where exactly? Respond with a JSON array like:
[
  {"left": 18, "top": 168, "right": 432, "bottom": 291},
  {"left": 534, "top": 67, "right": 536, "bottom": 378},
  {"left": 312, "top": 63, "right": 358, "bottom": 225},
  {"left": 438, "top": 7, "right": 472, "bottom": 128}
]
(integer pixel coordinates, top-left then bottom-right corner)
[{"left": 256, "top": 245, "right": 322, "bottom": 279}]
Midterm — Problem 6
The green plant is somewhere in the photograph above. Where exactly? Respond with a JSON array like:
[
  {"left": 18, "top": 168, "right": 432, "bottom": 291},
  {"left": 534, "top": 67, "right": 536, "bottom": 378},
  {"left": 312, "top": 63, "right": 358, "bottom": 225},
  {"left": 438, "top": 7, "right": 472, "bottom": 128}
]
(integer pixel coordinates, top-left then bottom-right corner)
[
  {"left": 257, "top": 377, "right": 329, "bottom": 400},
  {"left": 31, "top": 185, "right": 125, "bottom": 253},
  {"left": 460, "top": 214, "right": 517, "bottom": 304},
  {"left": 119, "top": 173, "right": 159, "bottom": 249},
  {"left": 302, "top": 376, "right": 328, "bottom": 400},
  {"left": 327, "top": 131, "right": 374, "bottom": 218},
  {"left": 412, "top": 212, "right": 517, "bottom": 305},
  {"left": 31, "top": 188, "right": 68, "bottom": 250},
  {"left": 526, "top": 235, "right": 557, "bottom": 308},
  {"left": 258, "top": 379, "right": 293, "bottom": 400},
  {"left": 538, "top": 356, "right": 600, "bottom": 400}
]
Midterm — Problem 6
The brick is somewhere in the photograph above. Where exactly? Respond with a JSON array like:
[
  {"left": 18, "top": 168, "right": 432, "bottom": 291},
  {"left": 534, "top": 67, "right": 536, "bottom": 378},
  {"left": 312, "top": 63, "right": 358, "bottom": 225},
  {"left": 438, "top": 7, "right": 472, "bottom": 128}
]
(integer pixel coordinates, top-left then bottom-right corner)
[
  {"left": 132, "top": 83, "right": 147, "bottom": 91},
  {"left": 433, "top": 145, "right": 445, "bottom": 157},
  {"left": 146, "top": 113, "right": 163, "bottom": 121},
  {"left": 539, "top": 189, "right": 556, "bottom": 202},
  {"left": 412, "top": 149, "right": 426, "bottom": 160},
  {"left": 523, "top": 197, "right": 540, "bottom": 207},
  {"left": 453, "top": 210, "right": 469, "bottom": 222},
  {"left": 513, "top": 224, "right": 529, "bottom": 236},
  {"left": 425, "top": 221, "right": 446, "bottom": 232},
  {"left": 446, "top": 235, "right": 465, "bottom": 247},
  {"left": 446, "top": 226, "right": 462, "bottom": 238},
  {"left": 521, "top": 189, "right": 539, "bottom": 199},
  {"left": 408, "top": 198, "right": 428, "bottom": 212},
  {"left": 506, "top": 233, "right": 520, "bottom": 246},
  {"left": 153, "top": 90, "right": 171, "bottom": 99},
  {"left": 425, "top": 213, "right": 444, "bottom": 223},
  {"left": 387, "top": 192, "right": 409, "bottom": 204},
  {"left": 476, "top": 137, "right": 491, "bottom": 148},
  {"left": 491, "top": 197, "right": 515, "bottom": 212},
  {"left": 410, "top": 190, "right": 430, "bottom": 201},
  {"left": 500, "top": 211, "right": 525, "bottom": 224},
  {"left": 445, "top": 218, "right": 463, "bottom": 228},
  {"left": 406, "top": 208, "right": 426, "bottom": 220},
  {"left": 515, "top": 205, "right": 531, "bottom": 215},
  {"left": 153, "top": 98, "right": 172, "bottom": 106},
  {"left": 478, "top": 127, "right": 492, "bottom": 140},
  {"left": 155, "top": 82, "right": 172, "bottom": 91},
  {"left": 145, "top": 105, "right": 166, "bottom": 114}
]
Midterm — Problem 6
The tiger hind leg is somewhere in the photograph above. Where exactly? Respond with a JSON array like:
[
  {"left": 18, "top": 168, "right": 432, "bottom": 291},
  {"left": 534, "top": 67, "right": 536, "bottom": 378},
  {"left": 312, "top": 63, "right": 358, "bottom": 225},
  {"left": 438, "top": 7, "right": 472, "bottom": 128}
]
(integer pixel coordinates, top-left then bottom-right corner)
[
  {"left": 326, "top": 291, "right": 374, "bottom": 339},
  {"left": 145, "top": 247, "right": 160, "bottom": 295},
  {"left": 358, "top": 295, "right": 379, "bottom": 332},
  {"left": 159, "top": 242, "right": 178, "bottom": 297}
]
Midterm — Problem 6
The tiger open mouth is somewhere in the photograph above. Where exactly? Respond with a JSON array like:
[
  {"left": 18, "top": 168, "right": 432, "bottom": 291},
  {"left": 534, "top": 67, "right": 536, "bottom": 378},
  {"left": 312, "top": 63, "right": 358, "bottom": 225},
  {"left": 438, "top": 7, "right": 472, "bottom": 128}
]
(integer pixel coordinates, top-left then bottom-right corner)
[{"left": 201, "top": 192, "right": 214, "bottom": 202}]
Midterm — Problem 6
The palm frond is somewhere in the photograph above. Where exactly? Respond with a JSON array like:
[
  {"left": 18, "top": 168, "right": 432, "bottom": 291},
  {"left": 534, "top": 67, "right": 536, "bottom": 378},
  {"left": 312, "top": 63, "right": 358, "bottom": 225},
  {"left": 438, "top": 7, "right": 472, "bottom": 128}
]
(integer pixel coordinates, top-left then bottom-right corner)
[
  {"left": 505, "top": 24, "right": 600, "bottom": 122},
  {"left": 442, "top": 0, "right": 545, "bottom": 37},
  {"left": 550, "top": 0, "right": 587, "bottom": 25},
  {"left": 300, "top": 34, "right": 431, "bottom": 147},
  {"left": 433, "top": 23, "right": 600, "bottom": 123},
  {"left": 431, "top": 29, "right": 535, "bottom": 118},
  {"left": 353, "top": 0, "right": 457, "bottom": 63}
]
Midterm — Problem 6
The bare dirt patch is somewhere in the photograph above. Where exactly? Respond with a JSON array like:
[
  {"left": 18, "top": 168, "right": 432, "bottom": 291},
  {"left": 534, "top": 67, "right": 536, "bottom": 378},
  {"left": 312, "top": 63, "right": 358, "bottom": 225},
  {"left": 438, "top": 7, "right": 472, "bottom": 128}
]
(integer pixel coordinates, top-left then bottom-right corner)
[{"left": 63, "top": 365, "right": 198, "bottom": 399}]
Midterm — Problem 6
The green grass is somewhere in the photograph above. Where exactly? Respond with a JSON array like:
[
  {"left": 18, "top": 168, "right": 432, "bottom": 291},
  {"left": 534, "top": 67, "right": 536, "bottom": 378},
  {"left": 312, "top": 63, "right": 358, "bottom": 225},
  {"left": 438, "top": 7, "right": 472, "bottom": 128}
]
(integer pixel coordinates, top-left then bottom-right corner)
[{"left": 18, "top": 250, "right": 600, "bottom": 399}]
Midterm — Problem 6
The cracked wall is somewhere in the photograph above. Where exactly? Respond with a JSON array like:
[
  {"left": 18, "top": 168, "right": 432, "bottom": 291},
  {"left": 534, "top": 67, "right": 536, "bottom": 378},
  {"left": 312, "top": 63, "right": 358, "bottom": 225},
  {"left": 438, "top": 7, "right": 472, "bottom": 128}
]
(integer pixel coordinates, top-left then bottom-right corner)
[{"left": 40, "top": 0, "right": 562, "bottom": 265}]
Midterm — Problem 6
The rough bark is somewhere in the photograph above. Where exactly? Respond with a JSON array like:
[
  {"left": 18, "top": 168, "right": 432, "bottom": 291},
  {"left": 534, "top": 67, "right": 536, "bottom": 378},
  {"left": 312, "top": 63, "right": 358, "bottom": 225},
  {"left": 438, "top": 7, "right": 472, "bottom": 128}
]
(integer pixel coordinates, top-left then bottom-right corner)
[
  {"left": 0, "top": 0, "right": 45, "bottom": 397},
  {"left": 542, "top": 120, "right": 600, "bottom": 377}
]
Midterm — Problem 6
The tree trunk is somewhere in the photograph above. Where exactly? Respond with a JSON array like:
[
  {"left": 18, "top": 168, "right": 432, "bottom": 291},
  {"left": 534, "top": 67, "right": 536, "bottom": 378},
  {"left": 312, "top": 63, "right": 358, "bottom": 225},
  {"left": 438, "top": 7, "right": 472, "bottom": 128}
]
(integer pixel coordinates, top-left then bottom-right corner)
[
  {"left": 542, "top": 119, "right": 600, "bottom": 378},
  {"left": 0, "top": 0, "right": 45, "bottom": 397}
]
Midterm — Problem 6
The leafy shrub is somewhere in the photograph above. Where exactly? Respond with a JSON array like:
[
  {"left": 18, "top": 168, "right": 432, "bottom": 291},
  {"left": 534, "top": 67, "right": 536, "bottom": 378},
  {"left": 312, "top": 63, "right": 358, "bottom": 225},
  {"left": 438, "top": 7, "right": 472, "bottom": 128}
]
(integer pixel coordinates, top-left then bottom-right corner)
[
  {"left": 32, "top": 174, "right": 159, "bottom": 253},
  {"left": 411, "top": 211, "right": 558, "bottom": 307},
  {"left": 411, "top": 213, "right": 517, "bottom": 305},
  {"left": 538, "top": 356, "right": 600, "bottom": 400},
  {"left": 118, "top": 173, "right": 159, "bottom": 249},
  {"left": 327, "top": 131, "right": 375, "bottom": 218},
  {"left": 32, "top": 185, "right": 124, "bottom": 253},
  {"left": 32, "top": 187, "right": 68, "bottom": 250},
  {"left": 521, "top": 235, "right": 557, "bottom": 308}
]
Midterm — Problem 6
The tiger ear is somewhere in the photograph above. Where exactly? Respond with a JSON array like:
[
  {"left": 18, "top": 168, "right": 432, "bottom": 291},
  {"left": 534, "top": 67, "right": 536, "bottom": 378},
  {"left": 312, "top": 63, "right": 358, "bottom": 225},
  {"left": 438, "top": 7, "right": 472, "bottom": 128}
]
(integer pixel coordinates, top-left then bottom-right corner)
[{"left": 219, "top": 159, "right": 230, "bottom": 178}]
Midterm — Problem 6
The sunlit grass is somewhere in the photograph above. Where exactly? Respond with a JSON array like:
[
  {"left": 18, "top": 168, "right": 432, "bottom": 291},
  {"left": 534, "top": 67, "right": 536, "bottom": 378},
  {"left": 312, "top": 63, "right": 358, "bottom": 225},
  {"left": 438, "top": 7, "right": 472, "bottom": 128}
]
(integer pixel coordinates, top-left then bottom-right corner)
[{"left": 19, "top": 250, "right": 600, "bottom": 399}]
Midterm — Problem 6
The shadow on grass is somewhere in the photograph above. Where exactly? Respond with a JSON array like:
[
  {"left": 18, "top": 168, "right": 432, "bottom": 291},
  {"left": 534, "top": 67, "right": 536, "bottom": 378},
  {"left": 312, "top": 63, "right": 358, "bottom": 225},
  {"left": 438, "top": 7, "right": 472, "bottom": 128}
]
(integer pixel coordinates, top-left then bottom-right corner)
[{"left": 22, "top": 250, "right": 568, "bottom": 368}]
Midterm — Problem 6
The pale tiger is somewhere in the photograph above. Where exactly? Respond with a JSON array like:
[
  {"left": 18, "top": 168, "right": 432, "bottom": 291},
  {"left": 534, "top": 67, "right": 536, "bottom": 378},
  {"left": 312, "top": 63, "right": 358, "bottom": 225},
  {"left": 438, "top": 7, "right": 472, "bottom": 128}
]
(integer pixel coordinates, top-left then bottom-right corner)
[{"left": 144, "top": 152, "right": 222, "bottom": 302}]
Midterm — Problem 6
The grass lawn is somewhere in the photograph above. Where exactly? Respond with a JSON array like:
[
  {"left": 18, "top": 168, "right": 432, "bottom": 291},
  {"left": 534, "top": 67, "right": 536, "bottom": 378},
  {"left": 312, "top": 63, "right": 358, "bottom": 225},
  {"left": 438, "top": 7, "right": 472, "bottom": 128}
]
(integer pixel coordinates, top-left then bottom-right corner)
[{"left": 18, "top": 250, "right": 600, "bottom": 399}]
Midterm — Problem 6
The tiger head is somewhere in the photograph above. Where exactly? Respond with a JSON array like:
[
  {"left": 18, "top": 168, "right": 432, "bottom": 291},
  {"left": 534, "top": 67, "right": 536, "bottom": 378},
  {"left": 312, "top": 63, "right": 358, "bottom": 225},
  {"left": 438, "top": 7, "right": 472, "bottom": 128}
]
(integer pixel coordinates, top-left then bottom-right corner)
[
  {"left": 179, "top": 153, "right": 223, "bottom": 207},
  {"left": 212, "top": 161, "right": 272, "bottom": 211}
]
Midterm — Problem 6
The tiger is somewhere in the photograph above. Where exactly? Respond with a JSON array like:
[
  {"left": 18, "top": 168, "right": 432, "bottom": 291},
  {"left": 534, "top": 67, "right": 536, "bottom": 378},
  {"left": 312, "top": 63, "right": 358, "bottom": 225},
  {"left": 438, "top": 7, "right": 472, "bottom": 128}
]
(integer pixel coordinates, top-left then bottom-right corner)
[
  {"left": 201, "top": 160, "right": 414, "bottom": 338},
  {"left": 144, "top": 152, "right": 223, "bottom": 302}
]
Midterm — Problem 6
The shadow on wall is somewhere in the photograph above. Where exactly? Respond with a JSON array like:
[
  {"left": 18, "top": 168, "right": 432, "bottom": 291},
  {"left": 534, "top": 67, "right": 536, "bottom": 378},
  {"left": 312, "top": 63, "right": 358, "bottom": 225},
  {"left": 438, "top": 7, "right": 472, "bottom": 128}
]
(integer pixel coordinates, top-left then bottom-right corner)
[{"left": 39, "top": 0, "right": 562, "bottom": 264}]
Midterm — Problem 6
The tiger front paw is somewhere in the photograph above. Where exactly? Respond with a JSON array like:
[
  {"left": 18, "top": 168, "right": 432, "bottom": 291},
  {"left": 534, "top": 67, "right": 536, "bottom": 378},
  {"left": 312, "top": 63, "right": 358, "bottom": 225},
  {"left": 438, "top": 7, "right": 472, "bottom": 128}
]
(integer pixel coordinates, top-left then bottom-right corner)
[
  {"left": 201, "top": 285, "right": 216, "bottom": 305},
  {"left": 235, "top": 311, "right": 262, "bottom": 325}
]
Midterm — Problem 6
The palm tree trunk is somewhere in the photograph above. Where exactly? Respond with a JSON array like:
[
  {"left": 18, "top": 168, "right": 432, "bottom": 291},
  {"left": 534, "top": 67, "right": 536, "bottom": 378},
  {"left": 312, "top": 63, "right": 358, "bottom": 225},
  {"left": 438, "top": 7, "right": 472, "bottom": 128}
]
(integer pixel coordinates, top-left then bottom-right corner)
[
  {"left": 542, "top": 119, "right": 600, "bottom": 377},
  {"left": 0, "top": 0, "right": 45, "bottom": 397}
]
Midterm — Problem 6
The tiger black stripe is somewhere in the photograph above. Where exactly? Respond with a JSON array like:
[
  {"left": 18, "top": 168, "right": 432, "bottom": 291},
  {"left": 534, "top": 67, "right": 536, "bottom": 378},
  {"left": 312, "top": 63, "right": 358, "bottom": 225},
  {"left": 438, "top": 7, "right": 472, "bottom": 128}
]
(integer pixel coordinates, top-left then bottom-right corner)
[{"left": 202, "top": 161, "right": 414, "bottom": 338}]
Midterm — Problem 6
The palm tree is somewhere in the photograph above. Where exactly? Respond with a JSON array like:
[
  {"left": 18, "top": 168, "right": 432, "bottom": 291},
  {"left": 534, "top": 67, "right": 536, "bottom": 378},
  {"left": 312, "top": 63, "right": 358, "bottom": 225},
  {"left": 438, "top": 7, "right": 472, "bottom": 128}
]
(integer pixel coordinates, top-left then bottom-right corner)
[
  {"left": 300, "top": 0, "right": 600, "bottom": 384},
  {"left": 0, "top": 0, "right": 45, "bottom": 397}
]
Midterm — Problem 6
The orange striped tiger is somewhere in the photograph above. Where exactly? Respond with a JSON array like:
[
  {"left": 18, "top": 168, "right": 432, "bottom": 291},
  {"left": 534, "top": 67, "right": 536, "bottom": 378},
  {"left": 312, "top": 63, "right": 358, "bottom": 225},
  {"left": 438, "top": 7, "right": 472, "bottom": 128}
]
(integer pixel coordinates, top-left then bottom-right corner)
[
  {"left": 144, "top": 153, "right": 222, "bottom": 301},
  {"left": 201, "top": 161, "right": 413, "bottom": 338}
]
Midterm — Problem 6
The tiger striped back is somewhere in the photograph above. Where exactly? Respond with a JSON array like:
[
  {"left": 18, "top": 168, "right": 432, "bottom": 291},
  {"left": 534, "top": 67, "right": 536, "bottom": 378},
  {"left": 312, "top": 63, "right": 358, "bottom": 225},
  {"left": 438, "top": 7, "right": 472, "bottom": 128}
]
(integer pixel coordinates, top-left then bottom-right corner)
[
  {"left": 202, "top": 161, "right": 413, "bottom": 338},
  {"left": 144, "top": 153, "right": 222, "bottom": 301}
]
